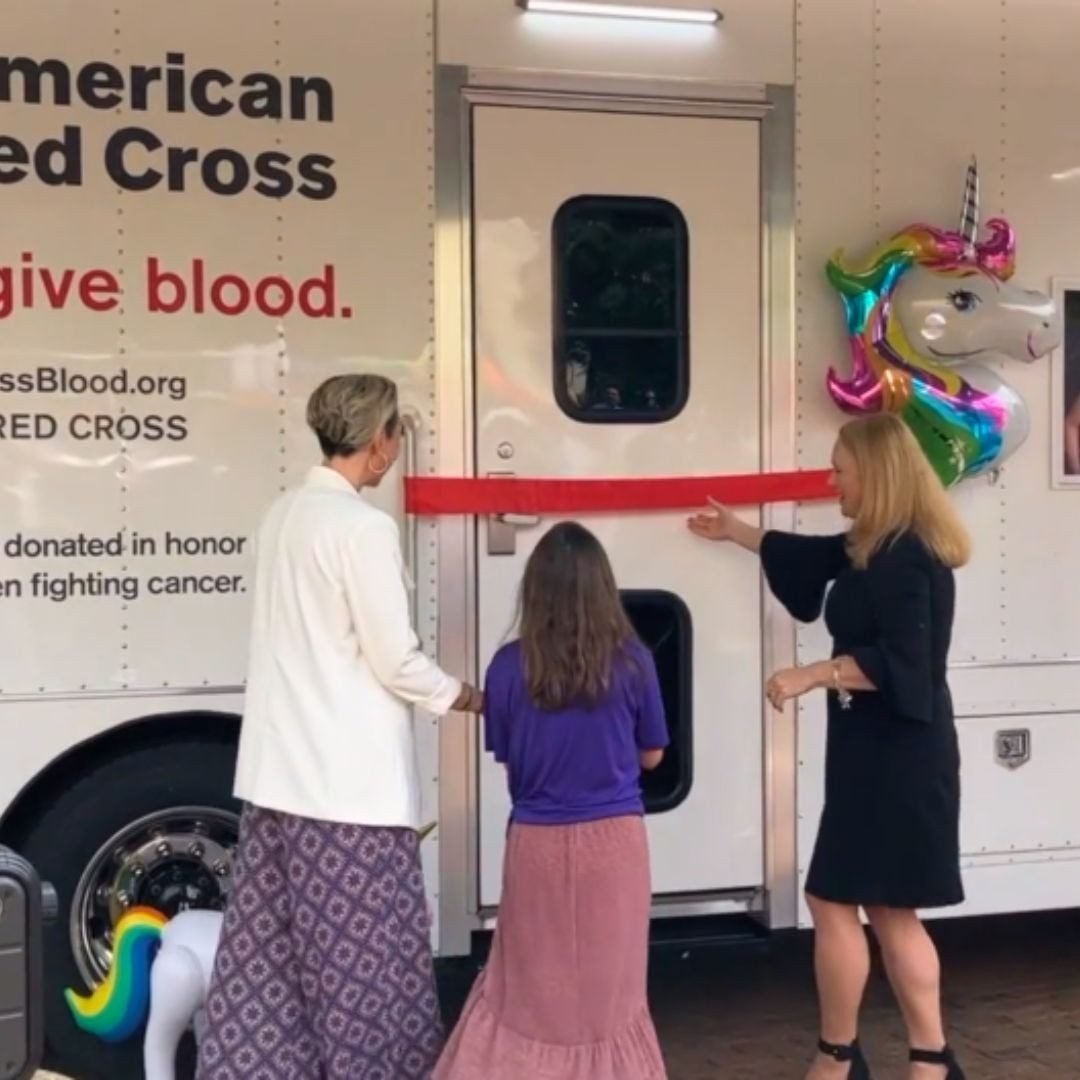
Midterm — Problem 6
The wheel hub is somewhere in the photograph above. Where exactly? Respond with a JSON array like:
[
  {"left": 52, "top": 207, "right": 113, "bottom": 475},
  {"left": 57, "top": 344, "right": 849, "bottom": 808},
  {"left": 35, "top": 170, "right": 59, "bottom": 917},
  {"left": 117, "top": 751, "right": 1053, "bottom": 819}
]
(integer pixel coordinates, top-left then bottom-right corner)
[{"left": 71, "top": 807, "right": 238, "bottom": 986}]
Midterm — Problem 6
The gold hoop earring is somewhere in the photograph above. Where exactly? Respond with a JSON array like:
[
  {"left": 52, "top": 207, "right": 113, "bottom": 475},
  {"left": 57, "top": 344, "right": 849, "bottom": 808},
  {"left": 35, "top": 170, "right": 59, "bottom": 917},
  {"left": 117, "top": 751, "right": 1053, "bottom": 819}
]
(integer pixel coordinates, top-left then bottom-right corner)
[{"left": 369, "top": 451, "right": 390, "bottom": 476}]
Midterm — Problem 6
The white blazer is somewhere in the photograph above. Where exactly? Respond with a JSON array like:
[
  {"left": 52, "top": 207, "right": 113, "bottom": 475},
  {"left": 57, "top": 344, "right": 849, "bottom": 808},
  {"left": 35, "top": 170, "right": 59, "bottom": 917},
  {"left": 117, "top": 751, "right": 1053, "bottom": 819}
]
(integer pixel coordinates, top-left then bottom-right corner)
[{"left": 235, "top": 465, "right": 461, "bottom": 828}]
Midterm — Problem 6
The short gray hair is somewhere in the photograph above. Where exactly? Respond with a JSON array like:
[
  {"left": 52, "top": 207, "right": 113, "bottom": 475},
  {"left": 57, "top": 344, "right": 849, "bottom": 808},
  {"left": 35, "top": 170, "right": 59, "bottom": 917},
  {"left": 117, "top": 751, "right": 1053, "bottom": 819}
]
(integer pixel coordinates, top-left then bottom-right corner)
[{"left": 306, "top": 374, "right": 398, "bottom": 458}]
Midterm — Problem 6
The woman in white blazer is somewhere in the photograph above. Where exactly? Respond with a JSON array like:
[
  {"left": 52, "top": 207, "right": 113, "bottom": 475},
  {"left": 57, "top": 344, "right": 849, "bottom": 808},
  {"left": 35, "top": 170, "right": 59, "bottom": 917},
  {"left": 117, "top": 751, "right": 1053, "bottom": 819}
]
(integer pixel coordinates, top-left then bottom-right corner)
[{"left": 197, "top": 373, "right": 482, "bottom": 1080}]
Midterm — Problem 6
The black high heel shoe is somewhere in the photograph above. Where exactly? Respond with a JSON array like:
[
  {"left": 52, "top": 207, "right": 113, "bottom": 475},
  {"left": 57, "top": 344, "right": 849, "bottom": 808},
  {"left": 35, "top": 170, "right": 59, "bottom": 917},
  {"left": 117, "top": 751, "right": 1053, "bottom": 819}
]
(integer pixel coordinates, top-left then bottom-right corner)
[
  {"left": 910, "top": 1046, "right": 965, "bottom": 1079},
  {"left": 818, "top": 1037, "right": 873, "bottom": 1079}
]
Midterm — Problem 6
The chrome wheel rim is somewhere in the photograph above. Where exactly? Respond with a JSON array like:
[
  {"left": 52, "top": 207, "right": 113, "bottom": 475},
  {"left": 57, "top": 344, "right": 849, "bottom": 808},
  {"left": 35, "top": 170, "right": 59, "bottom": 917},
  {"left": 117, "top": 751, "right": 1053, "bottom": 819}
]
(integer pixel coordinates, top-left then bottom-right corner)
[{"left": 70, "top": 806, "right": 239, "bottom": 986}]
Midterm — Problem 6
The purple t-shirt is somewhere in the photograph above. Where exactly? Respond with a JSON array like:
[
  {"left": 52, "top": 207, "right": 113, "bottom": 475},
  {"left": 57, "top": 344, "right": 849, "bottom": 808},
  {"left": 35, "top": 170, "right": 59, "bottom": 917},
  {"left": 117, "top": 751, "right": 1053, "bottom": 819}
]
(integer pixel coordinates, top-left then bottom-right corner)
[{"left": 483, "top": 638, "right": 670, "bottom": 825}]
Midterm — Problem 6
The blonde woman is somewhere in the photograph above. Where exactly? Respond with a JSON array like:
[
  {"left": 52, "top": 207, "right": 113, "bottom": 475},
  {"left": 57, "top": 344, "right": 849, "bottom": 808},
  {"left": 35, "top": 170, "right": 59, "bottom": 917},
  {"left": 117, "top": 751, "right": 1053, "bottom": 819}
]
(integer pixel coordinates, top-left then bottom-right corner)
[
  {"left": 689, "top": 414, "right": 969, "bottom": 1080},
  {"left": 197, "top": 374, "right": 482, "bottom": 1080}
]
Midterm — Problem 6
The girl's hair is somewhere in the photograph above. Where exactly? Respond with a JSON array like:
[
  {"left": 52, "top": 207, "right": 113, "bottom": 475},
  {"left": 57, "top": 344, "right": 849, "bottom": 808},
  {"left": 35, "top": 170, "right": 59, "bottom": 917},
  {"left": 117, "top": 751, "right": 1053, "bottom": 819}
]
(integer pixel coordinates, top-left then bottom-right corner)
[
  {"left": 840, "top": 413, "right": 972, "bottom": 570},
  {"left": 306, "top": 373, "right": 399, "bottom": 458},
  {"left": 517, "top": 522, "right": 638, "bottom": 710}
]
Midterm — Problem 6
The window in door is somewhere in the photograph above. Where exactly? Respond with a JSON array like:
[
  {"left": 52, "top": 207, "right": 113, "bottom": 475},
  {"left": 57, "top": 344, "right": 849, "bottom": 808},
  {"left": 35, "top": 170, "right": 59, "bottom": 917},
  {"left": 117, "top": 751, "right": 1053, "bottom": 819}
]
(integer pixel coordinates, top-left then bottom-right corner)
[
  {"left": 553, "top": 195, "right": 689, "bottom": 423},
  {"left": 621, "top": 590, "right": 692, "bottom": 813}
]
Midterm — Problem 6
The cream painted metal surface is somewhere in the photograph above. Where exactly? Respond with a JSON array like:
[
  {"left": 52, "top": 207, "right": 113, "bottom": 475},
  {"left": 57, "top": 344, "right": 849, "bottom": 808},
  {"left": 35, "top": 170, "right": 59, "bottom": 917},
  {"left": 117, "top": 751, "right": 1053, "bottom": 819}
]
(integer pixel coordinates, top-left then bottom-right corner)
[
  {"left": 3, "top": 0, "right": 1080, "bottom": 989},
  {"left": 471, "top": 103, "right": 764, "bottom": 904},
  {"left": 0, "top": 0, "right": 447, "bottom": 946},
  {"left": 792, "top": 0, "right": 1080, "bottom": 927}
]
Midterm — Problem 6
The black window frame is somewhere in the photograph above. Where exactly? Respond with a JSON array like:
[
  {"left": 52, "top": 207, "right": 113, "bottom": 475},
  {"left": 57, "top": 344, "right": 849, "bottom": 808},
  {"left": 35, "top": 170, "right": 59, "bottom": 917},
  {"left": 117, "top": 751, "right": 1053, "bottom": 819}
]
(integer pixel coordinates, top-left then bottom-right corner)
[
  {"left": 552, "top": 194, "right": 691, "bottom": 425},
  {"left": 621, "top": 588, "right": 693, "bottom": 815}
]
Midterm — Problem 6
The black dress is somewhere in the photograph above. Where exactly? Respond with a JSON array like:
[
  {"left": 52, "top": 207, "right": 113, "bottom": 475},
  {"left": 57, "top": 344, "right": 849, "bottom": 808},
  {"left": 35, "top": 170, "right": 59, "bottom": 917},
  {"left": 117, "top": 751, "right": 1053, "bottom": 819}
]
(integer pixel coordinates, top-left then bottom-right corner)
[{"left": 761, "top": 529, "right": 963, "bottom": 909}]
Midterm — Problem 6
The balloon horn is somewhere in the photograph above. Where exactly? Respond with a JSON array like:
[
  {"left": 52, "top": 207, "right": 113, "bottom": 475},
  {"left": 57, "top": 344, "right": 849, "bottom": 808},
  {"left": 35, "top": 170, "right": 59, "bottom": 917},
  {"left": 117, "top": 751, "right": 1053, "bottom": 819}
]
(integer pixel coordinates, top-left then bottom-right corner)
[{"left": 960, "top": 156, "right": 979, "bottom": 252}]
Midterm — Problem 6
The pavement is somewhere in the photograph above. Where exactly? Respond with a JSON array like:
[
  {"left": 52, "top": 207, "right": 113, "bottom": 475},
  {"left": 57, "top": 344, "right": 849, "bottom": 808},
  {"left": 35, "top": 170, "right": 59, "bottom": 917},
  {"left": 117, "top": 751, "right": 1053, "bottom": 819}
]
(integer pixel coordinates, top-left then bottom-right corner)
[
  {"left": 639, "top": 909, "right": 1080, "bottom": 1079},
  {"left": 35, "top": 908, "right": 1080, "bottom": 1079},
  {"left": 439, "top": 908, "right": 1080, "bottom": 1079}
]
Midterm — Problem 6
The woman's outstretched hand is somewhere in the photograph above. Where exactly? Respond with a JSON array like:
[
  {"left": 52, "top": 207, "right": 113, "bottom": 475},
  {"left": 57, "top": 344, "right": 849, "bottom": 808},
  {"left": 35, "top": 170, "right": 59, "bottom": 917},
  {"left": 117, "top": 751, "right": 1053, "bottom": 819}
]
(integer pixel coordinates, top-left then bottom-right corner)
[
  {"left": 687, "top": 498, "right": 737, "bottom": 542},
  {"left": 687, "top": 498, "right": 765, "bottom": 554}
]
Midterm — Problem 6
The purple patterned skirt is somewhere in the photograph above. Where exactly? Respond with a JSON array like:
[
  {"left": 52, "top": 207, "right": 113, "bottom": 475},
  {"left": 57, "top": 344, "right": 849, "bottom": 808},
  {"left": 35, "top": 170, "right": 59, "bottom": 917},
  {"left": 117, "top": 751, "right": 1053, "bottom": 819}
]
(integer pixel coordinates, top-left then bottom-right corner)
[{"left": 195, "top": 806, "right": 442, "bottom": 1080}]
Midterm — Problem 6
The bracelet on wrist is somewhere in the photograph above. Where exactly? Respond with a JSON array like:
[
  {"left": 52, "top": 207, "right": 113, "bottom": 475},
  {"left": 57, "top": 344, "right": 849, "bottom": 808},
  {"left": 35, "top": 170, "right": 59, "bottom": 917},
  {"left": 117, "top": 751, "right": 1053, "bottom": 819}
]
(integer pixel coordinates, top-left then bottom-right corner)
[{"left": 832, "top": 660, "right": 853, "bottom": 710}]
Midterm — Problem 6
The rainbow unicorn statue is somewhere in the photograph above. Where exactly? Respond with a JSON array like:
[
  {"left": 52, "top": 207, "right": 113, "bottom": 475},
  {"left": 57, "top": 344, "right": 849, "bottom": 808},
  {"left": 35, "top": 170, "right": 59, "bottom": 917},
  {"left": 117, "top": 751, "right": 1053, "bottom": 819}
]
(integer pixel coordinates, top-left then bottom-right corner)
[
  {"left": 66, "top": 906, "right": 222, "bottom": 1080},
  {"left": 64, "top": 820, "right": 438, "bottom": 1080},
  {"left": 826, "top": 159, "right": 1060, "bottom": 486}
]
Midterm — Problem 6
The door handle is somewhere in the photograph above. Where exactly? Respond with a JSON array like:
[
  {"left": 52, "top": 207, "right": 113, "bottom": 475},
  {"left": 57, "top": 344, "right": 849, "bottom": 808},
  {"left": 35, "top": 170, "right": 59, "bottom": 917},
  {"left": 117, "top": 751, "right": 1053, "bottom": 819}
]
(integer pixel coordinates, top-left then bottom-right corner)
[
  {"left": 486, "top": 474, "right": 540, "bottom": 555},
  {"left": 496, "top": 513, "right": 541, "bottom": 528}
]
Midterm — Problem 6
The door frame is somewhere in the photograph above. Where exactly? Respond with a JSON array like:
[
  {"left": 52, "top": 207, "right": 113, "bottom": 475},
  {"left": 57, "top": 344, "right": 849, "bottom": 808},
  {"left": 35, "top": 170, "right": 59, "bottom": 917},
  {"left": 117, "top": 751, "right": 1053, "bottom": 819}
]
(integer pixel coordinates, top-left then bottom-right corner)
[{"left": 433, "top": 65, "right": 798, "bottom": 957}]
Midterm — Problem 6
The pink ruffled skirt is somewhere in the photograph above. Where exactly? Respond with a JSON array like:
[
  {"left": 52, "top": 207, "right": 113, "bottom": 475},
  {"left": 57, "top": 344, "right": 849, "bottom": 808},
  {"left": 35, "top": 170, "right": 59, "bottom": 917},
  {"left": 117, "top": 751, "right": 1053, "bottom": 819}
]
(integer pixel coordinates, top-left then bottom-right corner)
[{"left": 435, "top": 815, "right": 666, "bottom": 1080}]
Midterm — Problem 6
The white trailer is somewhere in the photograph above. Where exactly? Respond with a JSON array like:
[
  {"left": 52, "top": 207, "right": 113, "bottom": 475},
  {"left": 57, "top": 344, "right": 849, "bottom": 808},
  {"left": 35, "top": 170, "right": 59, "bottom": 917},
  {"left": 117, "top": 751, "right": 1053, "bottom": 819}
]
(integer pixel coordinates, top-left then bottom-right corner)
[{"left": 1, "top": 2, "right": 1078, "bottom": 1076}]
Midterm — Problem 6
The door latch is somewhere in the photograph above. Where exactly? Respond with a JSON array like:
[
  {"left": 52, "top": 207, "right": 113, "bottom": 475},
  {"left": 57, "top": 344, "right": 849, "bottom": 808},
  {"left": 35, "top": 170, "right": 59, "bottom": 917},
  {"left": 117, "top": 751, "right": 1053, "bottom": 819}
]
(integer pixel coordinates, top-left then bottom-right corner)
[{"left": 485, "top": 473, "right": 540, "bottom": 555}]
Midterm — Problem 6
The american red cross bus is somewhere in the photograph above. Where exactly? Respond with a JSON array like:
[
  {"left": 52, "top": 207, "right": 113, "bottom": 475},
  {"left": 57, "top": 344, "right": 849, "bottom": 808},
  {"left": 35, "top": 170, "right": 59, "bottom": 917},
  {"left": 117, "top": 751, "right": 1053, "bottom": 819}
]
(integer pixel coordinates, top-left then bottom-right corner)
[{"left": 2, "top": 2, "right": 1078, "bottom": 1076}]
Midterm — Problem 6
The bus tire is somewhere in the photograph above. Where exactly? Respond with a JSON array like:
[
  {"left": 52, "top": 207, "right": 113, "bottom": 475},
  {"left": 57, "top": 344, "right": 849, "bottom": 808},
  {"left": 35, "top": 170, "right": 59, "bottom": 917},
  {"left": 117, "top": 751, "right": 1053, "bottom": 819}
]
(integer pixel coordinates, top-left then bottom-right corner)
[{"left": 14, "top": 734, "right": 240, "bottom": 1080}]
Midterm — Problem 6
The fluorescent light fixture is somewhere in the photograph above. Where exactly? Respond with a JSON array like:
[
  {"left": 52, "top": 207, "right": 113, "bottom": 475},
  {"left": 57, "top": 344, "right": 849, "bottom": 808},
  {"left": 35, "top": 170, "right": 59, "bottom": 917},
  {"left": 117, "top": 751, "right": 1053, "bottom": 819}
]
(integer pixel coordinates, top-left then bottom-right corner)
[{"left": 517, "top": 1, "right": 722, "bottom": 25}]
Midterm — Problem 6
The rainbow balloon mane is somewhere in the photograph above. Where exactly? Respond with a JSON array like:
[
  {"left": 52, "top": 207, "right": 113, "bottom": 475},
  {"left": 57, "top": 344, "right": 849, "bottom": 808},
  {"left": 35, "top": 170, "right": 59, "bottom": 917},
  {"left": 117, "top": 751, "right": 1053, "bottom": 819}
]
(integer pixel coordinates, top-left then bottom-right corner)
[
  {"left": 825, "top": 220, "right": 1017, "bottom": 485},
  {"left": 824, "top": 160, "right": 1057, "bottom": 487},
  {"left": 65, "top": 906, "right": 168, "bottom": 1042}
]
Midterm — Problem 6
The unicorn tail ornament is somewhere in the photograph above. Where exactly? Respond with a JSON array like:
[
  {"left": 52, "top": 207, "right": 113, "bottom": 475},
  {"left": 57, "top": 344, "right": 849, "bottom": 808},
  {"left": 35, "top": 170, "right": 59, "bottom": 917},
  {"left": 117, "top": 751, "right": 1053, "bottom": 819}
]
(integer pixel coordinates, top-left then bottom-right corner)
[
  {"left": 65, "top": 907, "right": 223, "bottom": 1080},
  {"left": 65, "top": 906, "right": 169, "bottom": 1043},
  {"left": 825, "top": 158, "right": 1060, "bottom": 486},
  {"left": 62, "top": 820, "right": 436, "bottom": 1080}
]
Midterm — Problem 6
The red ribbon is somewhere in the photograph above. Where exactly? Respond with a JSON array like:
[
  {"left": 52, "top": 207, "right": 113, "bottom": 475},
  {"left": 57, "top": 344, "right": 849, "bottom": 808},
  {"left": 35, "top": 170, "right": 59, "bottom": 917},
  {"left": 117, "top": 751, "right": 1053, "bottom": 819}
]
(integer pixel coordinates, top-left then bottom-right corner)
[{"left": 405, "top": 469, "right": 834, "bottom": 515}]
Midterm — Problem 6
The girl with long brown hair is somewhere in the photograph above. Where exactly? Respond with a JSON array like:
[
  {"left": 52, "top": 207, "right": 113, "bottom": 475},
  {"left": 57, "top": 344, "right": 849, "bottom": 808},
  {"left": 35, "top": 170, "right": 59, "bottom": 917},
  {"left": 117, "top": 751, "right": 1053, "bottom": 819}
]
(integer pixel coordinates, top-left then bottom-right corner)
[{"left": 436, "top": 522, "right": 669, "bottom": 1080}]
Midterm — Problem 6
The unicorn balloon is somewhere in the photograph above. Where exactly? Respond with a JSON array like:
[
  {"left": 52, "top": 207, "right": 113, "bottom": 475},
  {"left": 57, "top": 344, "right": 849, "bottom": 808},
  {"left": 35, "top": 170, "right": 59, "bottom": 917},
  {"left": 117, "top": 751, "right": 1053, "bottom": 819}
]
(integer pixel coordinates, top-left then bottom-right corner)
[{"left": 826, "top": 159, "right": 1060, "bottom": 486}]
